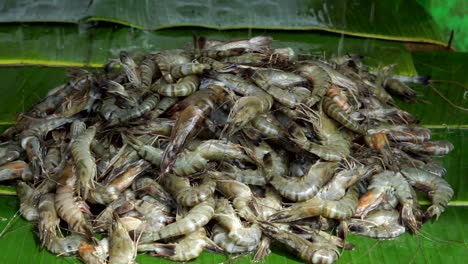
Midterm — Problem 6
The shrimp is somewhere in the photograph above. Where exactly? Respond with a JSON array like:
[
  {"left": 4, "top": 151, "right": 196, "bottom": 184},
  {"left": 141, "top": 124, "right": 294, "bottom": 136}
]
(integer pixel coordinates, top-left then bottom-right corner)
[
  {"left": 89, "top": 160, "right": 150, "bottom": 205},
  {"left": 160, "top": 85, "right": 227, "bottom": 173},
  {"left": 211, "top": 225, "right": 258, "bottom": 253},
  {"left": 322, "top": 96, "right": 367, "bottom": 135},
  {"left": 368, "top": 124, "right": 431, "bottom": 143},
  {"left": 133, "top": 177, "right": 175, "bottom": 207},
  {"left": 270, "top": 161, "right": 338, "bottom": 202},
  {"left": 221, "top": 52, "right": 269, "bottom": 66},
  {"left": 139, "top": 55, "right": 160, "bottom": 91},
  {"left": 250, "top": 69, "right": 308, "bottom": 108},
  {"left": 384, "top": 78, "right": 418, "bottom": 102},
  {"left": 127, "top": 118, "right": 174, "bottom": 136},
  {"left": 154, "top": 49, "right": 192, "bottom": 83},
  {"left": 348, "top": 209, "right": 406, "bottom": 239},
  {"left": 79, "top": 238, "right": 109, "bottom": 264},
  {"left": 145, "top": 228, "right": 211, "bottom": 261},
  {"left": 139, "top": 197, "right": 215, "bottom": 243},
  {"left": 147, "top": 96, "right": 179, "bottom": 120},
  {"left": 38, "top": 193, "right": 60, "bottom": 248},
  {"left": 109, "top": 214, "right": 137, "bottom": 264},
  {"left": 355, "top": 171, "right": 419, "bottom": 233},
  {"left": 46, "top": 234, "right": 86, "bottom": 256},
  {"left": 108, "top": 94, "right": 160, "bottom": 126},
  {"left": 258, "top": 221, "right": 340, "bottom": 264},
  {"left": 219, "top": 163, "right": 267, "bottom": 186},
  {"left": 170, "top": 63, "right": 212, "bottom": 79},
  {"left": 400, "top": 166, "right": 453, "bottom": 221},
  {"left": 397, "top": 140, "right": 454, "bottom": 156},
  {"left": 205, "top": 36, "right": 272, "bottom": 53},
  {"left": 0, "top": 161, "right": 32, "bottom": 182},
  {"left": 269, "top": 187, "right": 359, "bottom": 223},
  {"left": 119, "top": 51, "right": 141, "bottom": 88},
  {"left": 170, "top": 140, "right": 255, "bottom": 176},
  {"left": 133, "top": 196, "right": 175, "bottom": 236},
  {"left": 153, "top": 75, "right": 200, "bottom": 97},
  {"left": 295, "top": 63, "right": 332, "bottom": 107},
  {"left": 71, "top": 125, "right": 97, "bottom": 199},
  {"left": 319, "top": 164, "right": 380, "bottom": 200},
  {"left": 55, "top": 163, "right": 93, "bottom": 238},
  {"left": 214, "top": 197, "right": 262, "bottom": 247},
  {"left": 0, "top": 142, "right": 22, "bottom": 166},
  {"left": 205, "top": 71, "right": 274, "bottom": 136},
  {"left": 16, "top": 181, "right": 39, "bottom": 221},
  {"left": 215, "top": 179, "right": 257, "bottom": 222},
  {"left": 163, "top": 174, "right": 216, "bottom": 207}
]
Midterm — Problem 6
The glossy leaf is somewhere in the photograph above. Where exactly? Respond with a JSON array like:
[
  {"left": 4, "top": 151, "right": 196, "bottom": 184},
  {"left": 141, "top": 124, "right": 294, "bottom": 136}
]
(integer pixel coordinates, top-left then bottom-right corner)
[
  {"left": 0, "top": 24, "right": 416, "bottom": 74},
  {"left": 0, "top": 1, "right": 446, "bottom": 45}
]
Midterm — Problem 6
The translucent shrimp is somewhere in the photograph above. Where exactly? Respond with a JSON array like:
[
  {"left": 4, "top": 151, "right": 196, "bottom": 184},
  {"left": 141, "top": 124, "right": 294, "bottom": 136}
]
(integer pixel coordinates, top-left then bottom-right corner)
[
  {"left": 160, "top": 86, "right": 227, "bottom": 173},
  {"left": 397, "top": 140, "right": 454, "bottom": 156},
  {"left": 214, "top": 197, "right": 262, "bottom": 247},
  {"left": 119, "top": 51, "right": 141, "bottom": 88},
  {"left": 215, "top": 179, "right": 257, "bottom": 222},
  {"left": 0, "top": 142, "right": 22, "bottom": 166},
  {"left": 205, "top": 36, "right": 272, "bottom": 53},
  {"left": 322, "top": 96, "right": 367, "bottom": 135},
  {"left": 133, "top": 177, "right": 175, "bottom": 207},
  {"left": 170, "top": 140, "right": 255, "bottom": 176},
  {"left": 162, "top": 174, "right": 216, "bottom": 207},
  {"left": 211, "top": 225, "right": 258, "bottom": 254},
  {"left": 400, "top": 166, "right": 454, "bottom": 221},
  {"left": 384, "top": 78, "right": 418, "bottom": 102},
  {"left": 38, "top": 193, "right": 60, "bottom": 248},
  {"left": 269, "top": 161, "right": 338, "bottom": 202},
  {"left": 46, "top": 234, "right": 85, "bottom": 256},
  {"left": 295, "top": 63, "right": 332, "bottom": 107},
  {"left": 108, "top": 94, "right": 160, "bottom": 126},
  {"left": 269, "top": 188, "right": 359, "bottom": 223},
  {"left": 348, "top": 209, "right": 406, "bottom": 239},
  {"left": 71, "top": 125, "right": 97, "bottom": 199},
  {"left": 89, "top": 159, "right": 150, "bottom": 205},
  {"left": 79, "top": 238, "right": 109, "bottom": 264},
  {"left": 0, "top": 161, "right": 32, "bottom": 182},
  {"left": 206, "top": 71, "right": 274, "bottom": 136},
  {"left": 355, "top": 171, "right": 419, "bottom": 233},
  {"left": 109, "top": 214, "right": 137, "bottom": 264},
  {"left": 16, "top": 181, "right": 39, "bottom": 221},
  {"left": 258, "top": 221, "right": 340, "bottom": 264},
  {"left": 55, "top": 164, "right": 93, "bottom": 238},
  {"left": 153, "top": 75, "right": 200, "bottom": 97},
  {"left": 139, "top": 197, "right": 215, "bottom": 243}
]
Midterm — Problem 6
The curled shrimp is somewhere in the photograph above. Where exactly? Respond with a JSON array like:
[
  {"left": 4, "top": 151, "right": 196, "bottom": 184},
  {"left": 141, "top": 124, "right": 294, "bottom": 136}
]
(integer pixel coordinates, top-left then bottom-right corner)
[
  {"left": 258, "top": 221, "right": 340, "bottom": 264},
  {"left": 79, "top": 238, "right": 109, "bottom": 264},
  {"left": 46, "top": 234, "right": 86, "bottom": 256},
  {"left": 214, "top": 197, "right": 262, "bottom": 247},
  {"left": 133, "top": 177, "right": 175, "bottom": 207},
  {"left": 322, "top": 96, "right": 367, "bottom": 135},
  {"left": 215, "top": 178, "right": 257, "bottom": 222},
  {"left": 211, "top": 225, "right": 258, "bottom": 253},
  {"left": 139, "top": 197, "right": 215, "bottom": 243},
  {"left": 357, "top": 171, "right": 420, "bottom": 232},
  {"left": 139, "top": 55, "right": 160, "bottom": 91},
  {"left": 170, "top": 140, "right": 255, "bottom": 176},
  {"left": 270, "top": 160, "right": 338, "bottom": 202},
  {"left": 348, "top": 209, "right": 406, "bottom": 239},
  {"left": 154, "top": 50, "right": 192, "bottom": 83},
  {"left": 119, "top": 51, "right": 141, "bottom": 88},
  {"left": 71, "top": 125, "right": 97, "bottom": 200},
  {"left": 108, "top": 94, "right": 160, "bottom": 126},
  {"left": 153, "top": 75, "right": 200, "bottom": 97},
  {"left": 163, "top": 174, "right": 216, "bottom": 207},
  {"left": 295, "top": 63, "right": 332, "bottom": 107},
  {"left": 270, "top": 187, "right": 359, "bottom": 223},
  {"left": 0, "top": 142, "right": 22, "bottom": 166},
  {"left": 401, "top": 166, "right": 453, "bottom": 221}
]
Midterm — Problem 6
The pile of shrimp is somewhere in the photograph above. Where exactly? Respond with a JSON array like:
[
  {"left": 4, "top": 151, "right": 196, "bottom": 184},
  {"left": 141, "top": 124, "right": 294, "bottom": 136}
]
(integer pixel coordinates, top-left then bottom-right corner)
[{"left": 0, "top": 35, "right": 454, "bottom": 264}]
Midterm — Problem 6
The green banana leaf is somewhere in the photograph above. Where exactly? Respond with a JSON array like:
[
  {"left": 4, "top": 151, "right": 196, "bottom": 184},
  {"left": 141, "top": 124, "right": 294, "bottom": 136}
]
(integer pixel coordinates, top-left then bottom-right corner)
[
  {"left": 0, "top": 50, "right": 467, "bottom": 263},
  {"left": 0, "top": 0, "right": 447, "bottom": 46},
  {"left": 0, "top": 24, "right": 417, "bottom": 74}
]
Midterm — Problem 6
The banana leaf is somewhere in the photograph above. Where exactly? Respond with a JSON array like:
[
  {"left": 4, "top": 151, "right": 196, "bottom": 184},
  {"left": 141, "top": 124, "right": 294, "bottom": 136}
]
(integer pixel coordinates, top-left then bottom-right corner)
[
  {"left": 0, "top": 24, "right": 417, "bottom": 74},
  {"left": 0, "top": 0, "right": 447, "bottom": 45}
]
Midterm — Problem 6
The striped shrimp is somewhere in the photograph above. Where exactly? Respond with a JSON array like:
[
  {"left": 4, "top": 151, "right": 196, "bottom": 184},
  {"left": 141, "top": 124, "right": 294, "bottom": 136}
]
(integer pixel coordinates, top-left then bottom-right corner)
[
  {"left": 162, "top": 174, "right": 216, "bottom": 207},
  {"left": 269, "top": 187, "right": 359, "bottom": 223},
  {"left": 109, "top": 214, "right": 137, "bottom": 264},
  {"left": 211, "top": 225, "right": 258, "bottom": 253},
  {"left": 119, "top": 51, "right": 141, "bottom": 88},
  {"left": 108, "top": 94, "right": 160, "bottom": 126},
  {"left": 348, "top": 209, "right": 406, "bottom": 239},
  {"left": 322, "top": 96, "right": 367, "bottom": 135},
  {"left": 139, "top": 197, "right": 215, "bottom": 243},
  {"left": 71, "top": 125, "right": 97, "bottom": 200},
  {"left": 38, "top": 193, "right": 60, "bottom": 248},
  {"left": 295, "top": 62, "right": 332, "bottom": 107},
  {"left": 401, "top": 166, "right": 453, "bottom": 221},
  {"left": 55, "top": 164, "right": 93, "bottom": 238},
  {"left": 16, "top": 181, "right": 39, "bottom": 221},
  {"left": 153, "top": 75, "right": 200, "bottom": 97},
  {"left": 214, "top": 197, "right": 262, "bottom": 247}
]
